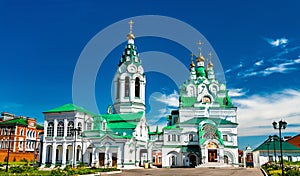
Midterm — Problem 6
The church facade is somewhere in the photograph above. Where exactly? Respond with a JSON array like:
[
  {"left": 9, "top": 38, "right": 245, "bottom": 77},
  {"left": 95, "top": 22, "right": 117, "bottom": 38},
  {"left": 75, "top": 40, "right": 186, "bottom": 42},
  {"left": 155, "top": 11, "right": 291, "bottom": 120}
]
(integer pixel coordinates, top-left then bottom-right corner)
[
  {"left": 40, "top": 21, "right": 238, "bottom": 168},
  {"left": 160, "top": 52, "right": 239, "bottom": 167}
]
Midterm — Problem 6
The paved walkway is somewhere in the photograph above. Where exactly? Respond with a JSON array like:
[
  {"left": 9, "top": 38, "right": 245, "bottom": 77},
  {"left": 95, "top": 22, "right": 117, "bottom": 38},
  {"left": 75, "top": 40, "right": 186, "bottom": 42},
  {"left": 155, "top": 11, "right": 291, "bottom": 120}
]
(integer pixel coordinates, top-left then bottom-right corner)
[{"left": 105, "top": 167, "right": 263, "bottom": 176}]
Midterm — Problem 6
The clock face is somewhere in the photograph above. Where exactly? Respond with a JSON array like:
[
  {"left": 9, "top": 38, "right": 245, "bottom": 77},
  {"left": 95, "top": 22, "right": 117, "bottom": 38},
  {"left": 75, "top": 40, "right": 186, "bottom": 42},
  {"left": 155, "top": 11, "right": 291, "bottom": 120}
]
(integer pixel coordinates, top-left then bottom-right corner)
[{"left": 127, "top": 64, "right": 137, "bottom": 73}]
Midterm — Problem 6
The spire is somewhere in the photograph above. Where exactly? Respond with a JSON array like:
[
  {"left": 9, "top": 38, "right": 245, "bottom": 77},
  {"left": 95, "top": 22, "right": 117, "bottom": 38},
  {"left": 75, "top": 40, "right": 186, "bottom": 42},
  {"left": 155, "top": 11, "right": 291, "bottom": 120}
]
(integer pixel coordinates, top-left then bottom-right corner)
[
  {"left": 189, "top": 53, "right": 195, "bottom": 69},
  {"left": 127, "top": 20, "right": 135, "bottom": 43},
  {"left": 208, "top": 51, "right": 214, "bottom": 68},
  {"left": 196, "top": 41, "right": 205, "bottom": 64}
]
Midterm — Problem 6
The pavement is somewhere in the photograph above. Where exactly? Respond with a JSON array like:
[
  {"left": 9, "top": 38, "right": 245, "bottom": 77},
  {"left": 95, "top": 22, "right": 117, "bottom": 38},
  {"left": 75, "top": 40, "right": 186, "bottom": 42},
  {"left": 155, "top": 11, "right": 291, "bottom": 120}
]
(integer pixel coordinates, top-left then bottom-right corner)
[{"left": 99, "top": 167, "right": 264, "bottom": 176}]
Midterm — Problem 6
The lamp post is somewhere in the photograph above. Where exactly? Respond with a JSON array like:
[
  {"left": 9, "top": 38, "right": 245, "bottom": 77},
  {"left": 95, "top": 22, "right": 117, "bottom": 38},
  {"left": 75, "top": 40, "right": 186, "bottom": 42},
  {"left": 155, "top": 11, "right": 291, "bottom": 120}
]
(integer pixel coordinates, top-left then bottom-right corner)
[
  {"left": 71, "top": 127, "right": 81, "bottom": 168},
  {"left": 266, "top": 138, "right": 270, "bottom": 162},
  {"left": 272, "top": 120, "right": 287, "bottom": 176},
  {"left": 6, "top": 127, "right": 15, "bottom": 172}
]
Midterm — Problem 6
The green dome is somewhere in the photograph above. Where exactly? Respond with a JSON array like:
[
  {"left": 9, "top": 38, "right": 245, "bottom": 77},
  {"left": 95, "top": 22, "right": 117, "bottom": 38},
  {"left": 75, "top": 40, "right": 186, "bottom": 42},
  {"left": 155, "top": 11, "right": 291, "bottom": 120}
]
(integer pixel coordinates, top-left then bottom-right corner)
[{"left": 197, "top": 67, "right": 206, "bottom": 77}]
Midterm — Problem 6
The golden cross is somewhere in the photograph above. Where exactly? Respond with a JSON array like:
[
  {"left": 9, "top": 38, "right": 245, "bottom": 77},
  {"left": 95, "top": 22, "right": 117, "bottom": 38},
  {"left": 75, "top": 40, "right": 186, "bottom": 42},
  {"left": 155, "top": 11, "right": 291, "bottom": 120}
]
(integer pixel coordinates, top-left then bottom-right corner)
[
  {"left": 197, "top": 40, "right": 203, "bottom": 46},
  {"left": 129, "top": 20, "right": 134, "bottom": 34},
  {"left": 190, "top": 53, "right": 194, "bottom": 60},
  {"left": 208, "top": 51, "right": 213, "bottom": 59},
  {"left": 197, "top": 40, "right": 203, "bottom": 55},
  {"left": 208, "top": 51, "right": 213, "bottom": 64}
]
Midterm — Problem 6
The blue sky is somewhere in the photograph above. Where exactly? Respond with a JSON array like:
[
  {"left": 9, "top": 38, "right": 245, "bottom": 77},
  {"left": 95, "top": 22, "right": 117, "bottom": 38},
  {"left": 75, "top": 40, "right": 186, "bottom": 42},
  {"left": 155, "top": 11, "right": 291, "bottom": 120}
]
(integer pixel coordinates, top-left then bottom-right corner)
[{"left": 1, "top": 1, "right": 300, "bottom": 150}]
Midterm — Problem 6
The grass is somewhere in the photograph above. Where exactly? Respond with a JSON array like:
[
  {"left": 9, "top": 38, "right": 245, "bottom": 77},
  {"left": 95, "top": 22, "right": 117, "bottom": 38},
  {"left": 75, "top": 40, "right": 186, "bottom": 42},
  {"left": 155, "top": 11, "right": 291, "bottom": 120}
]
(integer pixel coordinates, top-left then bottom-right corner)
[
  {"left": 0, "top": 163, "right": 119, "bottom": 176},
  {"left": 262, "top": 160, "right": 300, "bottom": 176}
]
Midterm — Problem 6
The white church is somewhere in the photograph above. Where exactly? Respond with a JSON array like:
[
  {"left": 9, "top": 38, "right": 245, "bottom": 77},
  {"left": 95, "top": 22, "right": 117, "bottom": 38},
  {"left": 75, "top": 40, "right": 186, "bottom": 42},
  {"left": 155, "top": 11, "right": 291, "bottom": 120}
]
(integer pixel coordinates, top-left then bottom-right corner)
[{"left": 40, "top": 21, "right": 239, "bottom": 169}]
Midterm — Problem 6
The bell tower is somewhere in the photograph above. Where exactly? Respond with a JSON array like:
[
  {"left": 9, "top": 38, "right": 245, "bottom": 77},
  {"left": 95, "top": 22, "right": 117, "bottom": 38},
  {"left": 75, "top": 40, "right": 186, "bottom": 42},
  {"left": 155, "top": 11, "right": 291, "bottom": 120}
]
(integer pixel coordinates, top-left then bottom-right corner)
[{"left": 113, "top": 20, "right": 146, "bottom": 114}]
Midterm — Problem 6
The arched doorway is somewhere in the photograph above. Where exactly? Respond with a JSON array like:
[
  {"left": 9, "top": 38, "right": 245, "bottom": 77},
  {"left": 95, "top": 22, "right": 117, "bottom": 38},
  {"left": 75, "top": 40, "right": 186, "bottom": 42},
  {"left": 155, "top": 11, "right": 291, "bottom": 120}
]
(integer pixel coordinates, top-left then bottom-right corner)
[
  {"left": 189, "top": 154, "right": 197, "bottom": 167},
  {"left": 171, "top": 155, "right": 176, "bottom": 166},
  {"left": 207, "top": 142, "right": 219, "bottom": 162},
  {"left": 224, "top": 155, "right": 229, "bottom": 164}
]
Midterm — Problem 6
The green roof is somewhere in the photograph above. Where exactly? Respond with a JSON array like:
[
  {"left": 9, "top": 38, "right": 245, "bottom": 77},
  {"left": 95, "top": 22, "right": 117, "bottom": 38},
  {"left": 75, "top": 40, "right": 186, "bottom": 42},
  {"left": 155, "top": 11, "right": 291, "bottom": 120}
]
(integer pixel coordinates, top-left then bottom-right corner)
[
  {"left": 163, "top": 125, "right": 183, "bottom": 130},
  {"left": 101, "top": 111, "right": 143, "bottom": 122},
  {"left": 253, "top": 137, "right": 300, "bottom": 152},
  {"left": 44, "top": 104, "right": 95, "bottom": 116},
  {"left": 107, "top": 122, "right": 137, "bottom": 129},
  {"left": 36, "top": 123, "right": 44, "bottom": 130},
  {"left": 0, "top": 118, "right": 28, "bottom": 126},
  {"left": 83, "top": 130, "right": 132, "bottom": 139},
  {"left": 181, "top": 117, "right": 238, "bottom": 125},
  {"left": 181, "top": 97, "right": 197, "bottom": 107}
]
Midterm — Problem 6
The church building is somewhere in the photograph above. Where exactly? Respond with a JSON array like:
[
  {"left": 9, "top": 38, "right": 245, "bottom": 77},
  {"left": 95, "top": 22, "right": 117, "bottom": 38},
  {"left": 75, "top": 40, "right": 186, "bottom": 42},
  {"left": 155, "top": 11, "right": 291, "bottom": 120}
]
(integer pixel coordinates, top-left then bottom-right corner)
[
  {"left": 41, "top": 21, "right": 149, "bottom": 168},
  {"left": 40, "top": 21, "right": 238, "bottom": 169},
  {"left": 160, "top": 51, "right": 239, "bottom": 167}
]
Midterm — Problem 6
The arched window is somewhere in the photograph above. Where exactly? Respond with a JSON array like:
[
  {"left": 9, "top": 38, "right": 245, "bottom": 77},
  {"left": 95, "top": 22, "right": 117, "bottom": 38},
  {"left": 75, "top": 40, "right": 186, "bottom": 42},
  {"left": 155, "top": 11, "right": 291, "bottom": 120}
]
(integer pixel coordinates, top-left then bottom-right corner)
[
  {"left": 78, "top": 122, "right": 83, "bottom": 131},
  {"left": 125, "top": 77, "right": 130, "bottom": 97},
  {"left": 189, "top": 134, "right": 193, "bottom": 141},
  {"left": 20, "top": 129, "right": 24, "bottom": 136},
  {"left": 202, "top": 96, "right": 211, "bottom": 103},
  {"left": 67, "top": 121, "right": 74, "bottom": 137},
  {"left": 57, "top": 121, "right": 64, "bottom": 137},
  {"left": 135, "top": 77, "right": 140, "bottom": 98},
  {"left": 47, "top": 122, "right": 54, "bottom": 137}
]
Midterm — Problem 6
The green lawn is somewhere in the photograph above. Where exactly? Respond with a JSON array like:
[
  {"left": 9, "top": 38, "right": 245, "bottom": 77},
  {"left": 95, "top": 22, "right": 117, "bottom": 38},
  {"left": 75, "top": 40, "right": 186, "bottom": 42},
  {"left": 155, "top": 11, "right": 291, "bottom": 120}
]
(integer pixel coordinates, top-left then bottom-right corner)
[
  {"left": 262, "top": 161, "right": 300, "bottom": 176},
  {"left": 0, "top": 164, "right": 119, "bottom": 176}
]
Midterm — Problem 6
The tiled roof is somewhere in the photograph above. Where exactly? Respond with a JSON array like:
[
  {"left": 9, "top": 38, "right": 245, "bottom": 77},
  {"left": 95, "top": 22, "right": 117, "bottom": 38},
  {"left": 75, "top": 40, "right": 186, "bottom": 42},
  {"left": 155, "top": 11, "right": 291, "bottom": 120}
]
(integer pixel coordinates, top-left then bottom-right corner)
[
  {"left": 101, "top": 111, "right": 143, "bottom": 122},
  {"left": 253, "top": 137, "right": 300, "bottom": 152},
  {"left": 107, "top": 122, "right": 137, "bottom": 129},
  {"left": 0, "top": 118, "right": 28, "bottom": 126},
  {"left": 44, "top": 104, "right": 95, "bottom": 116}
]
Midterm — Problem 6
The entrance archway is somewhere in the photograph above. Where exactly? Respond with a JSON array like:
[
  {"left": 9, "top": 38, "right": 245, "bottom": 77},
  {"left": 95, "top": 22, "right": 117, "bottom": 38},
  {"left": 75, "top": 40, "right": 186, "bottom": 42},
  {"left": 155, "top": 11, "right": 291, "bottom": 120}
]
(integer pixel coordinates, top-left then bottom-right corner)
[
  {"left": 208, "top": 149, "right": 217, "bottom": 162},
  {"left": 224, "top": 155, "right": 229, "bottom": 164},
  {"left": 189, "top": 154, "right": 197, "bottom": 167}
]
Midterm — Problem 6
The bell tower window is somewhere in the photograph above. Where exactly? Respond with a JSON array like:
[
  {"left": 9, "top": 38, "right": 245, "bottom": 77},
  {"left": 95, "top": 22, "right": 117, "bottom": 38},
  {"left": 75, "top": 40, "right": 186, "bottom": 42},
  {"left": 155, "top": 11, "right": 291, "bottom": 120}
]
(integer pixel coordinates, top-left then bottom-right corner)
[
  {"left": 125, "top": 77, "right": 130, "bottom": 97},
  {"left": 135, "top": 77, "right": 140, "bottom": 98}
]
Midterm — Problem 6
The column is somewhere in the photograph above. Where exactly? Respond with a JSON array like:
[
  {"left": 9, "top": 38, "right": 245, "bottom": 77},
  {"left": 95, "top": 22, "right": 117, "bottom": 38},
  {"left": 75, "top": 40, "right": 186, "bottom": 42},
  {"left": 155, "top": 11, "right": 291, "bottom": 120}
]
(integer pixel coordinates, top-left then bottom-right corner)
[
  {"left": 41, "top": 143, "right": 47, "bottom": 167},
  {"left": 119, "top": 80, "right": 125, "bottom": 101},
  {"left": 73, "top": 142, "right": 77, "bottom": 167},
  {"left": 51, "top": 144, "right": 57, "bottom": 167},
  {"left": 104, "top": 146, "right": 109, "bottom": 166},
  {"left": 63, "top": 119, "right": 68, "bottom": 138},
  {"left": 141, "top": 81, "right": 145, "bottom": 104},
  {"left": 130, "top": 79, "right": 135, "bottom": 101},
  {"left": 53, "top": 119, "right": 58, "bottom": 137},
  {"left": 92, "top": 147, "right": 97, "bottom": 167},
  {"left": 147, "top": 143, "right": 152, "bottom": 164},
  {"left": 117, "top": 145, "right": 123, "bottom": 166},
  {"left": 62, "top": 143, "right": 67, "bottom": 166}
]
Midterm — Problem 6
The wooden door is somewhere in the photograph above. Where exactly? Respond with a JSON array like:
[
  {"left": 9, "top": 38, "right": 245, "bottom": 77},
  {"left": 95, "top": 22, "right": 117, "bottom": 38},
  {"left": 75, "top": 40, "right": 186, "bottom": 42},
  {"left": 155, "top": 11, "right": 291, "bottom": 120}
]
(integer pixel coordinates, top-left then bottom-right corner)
[{"left": 99, "top": 153, "right": 105, "bottom": 166}]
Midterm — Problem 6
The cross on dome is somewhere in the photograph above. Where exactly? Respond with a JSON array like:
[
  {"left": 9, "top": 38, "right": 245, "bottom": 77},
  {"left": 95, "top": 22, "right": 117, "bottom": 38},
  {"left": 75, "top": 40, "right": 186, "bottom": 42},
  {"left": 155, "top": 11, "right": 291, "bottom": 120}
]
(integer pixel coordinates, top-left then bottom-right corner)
[{"left": 127, "top": 20, "right": 135, "bottom": 41}]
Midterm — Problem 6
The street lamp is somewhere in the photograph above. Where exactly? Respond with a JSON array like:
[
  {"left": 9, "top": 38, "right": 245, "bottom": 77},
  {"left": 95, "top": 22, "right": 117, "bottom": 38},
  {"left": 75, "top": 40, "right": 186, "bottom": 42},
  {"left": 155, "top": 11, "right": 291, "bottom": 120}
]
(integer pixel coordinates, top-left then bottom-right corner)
[
  {"left": 266, "top": 138, "right": 270, "bottom": 162},
  {"left": 71, "top": 127, "right": 81, "bottom": 168},
  {"left": 6, "top": 127, "right": 15, "bottom": 172},
  {"left": 272, "top": 120, "right": 287, "bottom": 176}
]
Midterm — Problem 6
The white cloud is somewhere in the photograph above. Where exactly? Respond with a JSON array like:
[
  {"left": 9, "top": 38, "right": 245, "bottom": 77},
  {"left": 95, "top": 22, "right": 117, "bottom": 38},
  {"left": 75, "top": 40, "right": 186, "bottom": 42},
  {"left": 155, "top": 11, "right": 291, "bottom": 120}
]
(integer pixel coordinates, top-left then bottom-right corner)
[
  {"left": 234, "top": 89, "right": 300, "bottom": 136},
  {"left": 255, "top": 60, "right": 264, "bottom": 66},
  {"left": 241, "top": 58, "right": 300, "bottom": 78},
  {"left": 265, "top": 37, "right": 288, "bottom": 47},
  {"left": 225, "top": 63, "right": 243, "bottom": 73},
  {"left": 228, "top": 88, "right": 246, "bottom": 97},
  {"left": 153, "top": 90, "right": 179, "bottom": 107},
  {"left": 146, "top": 91, "right": 179, "bottom": 129}
]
